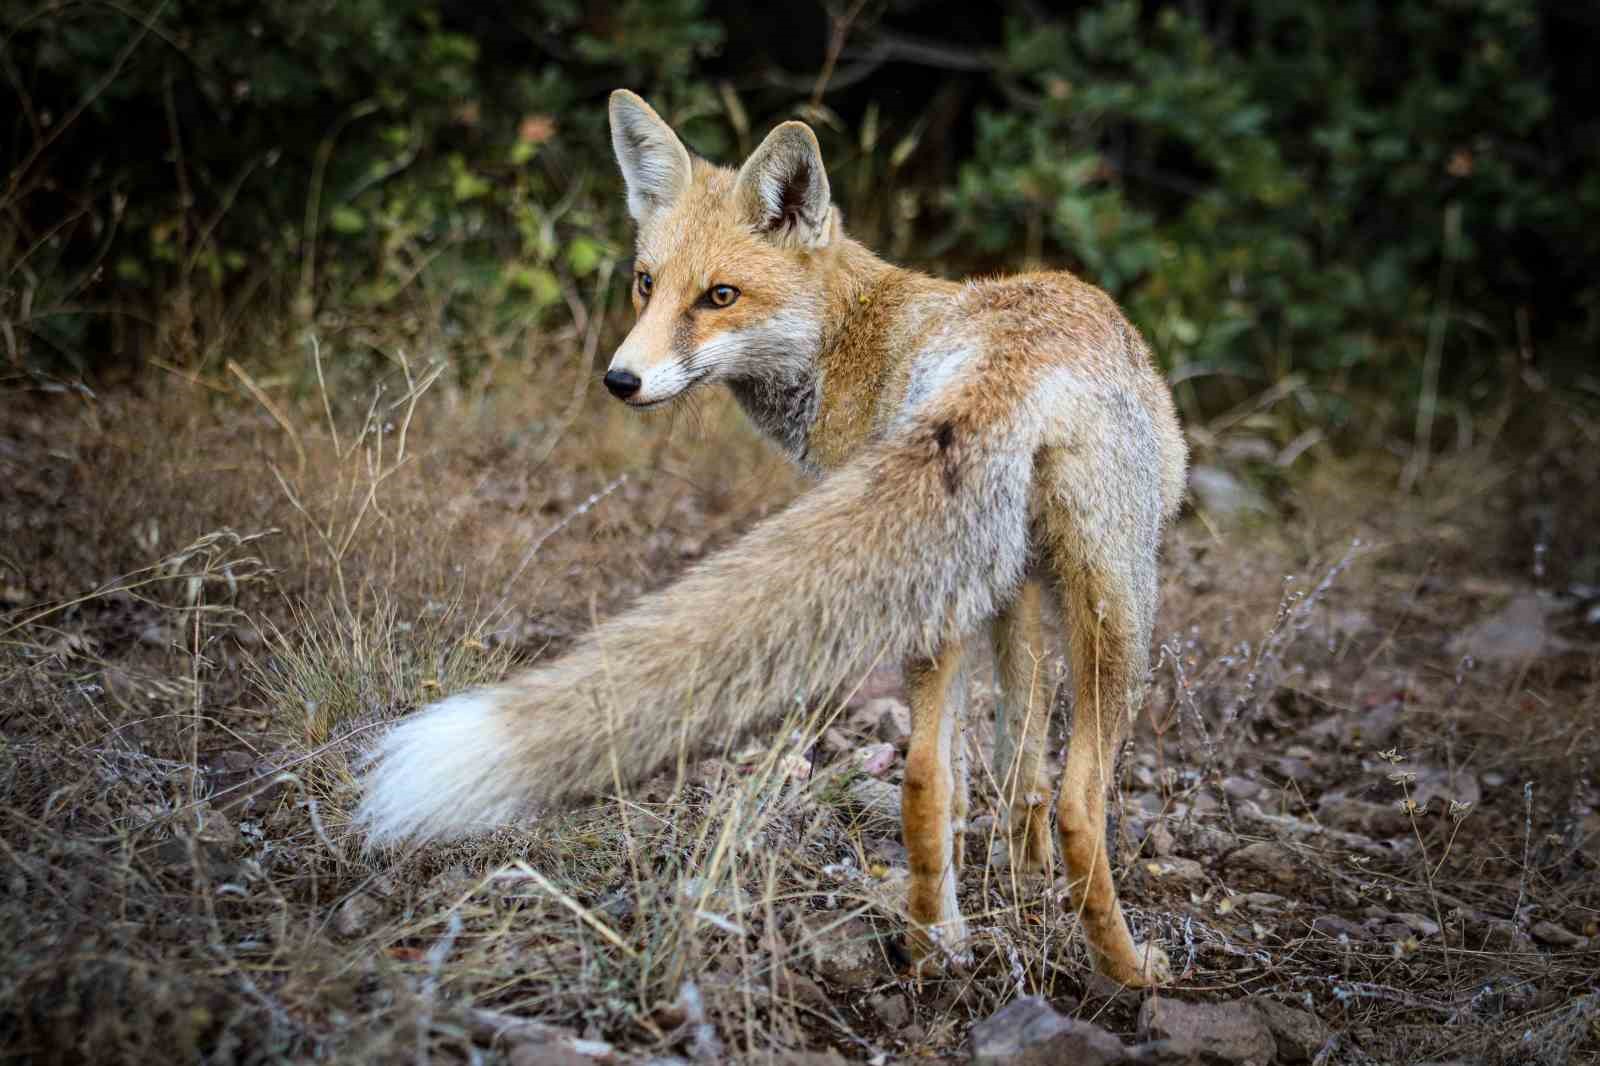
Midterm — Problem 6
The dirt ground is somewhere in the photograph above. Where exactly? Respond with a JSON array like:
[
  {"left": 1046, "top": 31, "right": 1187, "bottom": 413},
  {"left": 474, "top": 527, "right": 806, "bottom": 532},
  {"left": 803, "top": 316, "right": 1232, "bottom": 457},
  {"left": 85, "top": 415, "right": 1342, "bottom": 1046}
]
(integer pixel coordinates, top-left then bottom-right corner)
[{"left": 2, "top": 349, "right": 1597, "bottom": 1065}]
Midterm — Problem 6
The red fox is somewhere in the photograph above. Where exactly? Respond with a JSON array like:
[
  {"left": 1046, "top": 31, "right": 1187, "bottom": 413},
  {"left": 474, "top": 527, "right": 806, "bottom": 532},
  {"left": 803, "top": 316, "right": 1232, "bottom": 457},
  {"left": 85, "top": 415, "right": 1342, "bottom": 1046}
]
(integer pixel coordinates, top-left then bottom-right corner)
[{"left": 357, "top": 90, "right": 1188, "bottom": 986}]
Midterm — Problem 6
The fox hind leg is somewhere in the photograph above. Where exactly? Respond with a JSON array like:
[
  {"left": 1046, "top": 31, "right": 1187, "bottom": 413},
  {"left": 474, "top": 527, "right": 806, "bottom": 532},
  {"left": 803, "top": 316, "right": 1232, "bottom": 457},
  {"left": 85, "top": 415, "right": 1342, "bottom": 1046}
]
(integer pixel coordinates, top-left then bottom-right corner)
[
  {"left": 991, "top": 576, "right": 1055, "bottom": 875},
  {"left": 1042, "top": 451, "right": 1171, "bottom": 988},
  {"left": 902, "top": 640, "right": 971, "bottom": 970}
]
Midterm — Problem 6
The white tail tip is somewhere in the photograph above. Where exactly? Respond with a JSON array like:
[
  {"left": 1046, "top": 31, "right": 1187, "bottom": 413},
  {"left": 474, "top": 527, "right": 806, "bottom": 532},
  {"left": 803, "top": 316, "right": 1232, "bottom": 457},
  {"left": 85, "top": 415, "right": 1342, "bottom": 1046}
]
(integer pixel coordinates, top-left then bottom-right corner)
[{"left": 354, "top": 690, "right": 526, "bottom": 845}]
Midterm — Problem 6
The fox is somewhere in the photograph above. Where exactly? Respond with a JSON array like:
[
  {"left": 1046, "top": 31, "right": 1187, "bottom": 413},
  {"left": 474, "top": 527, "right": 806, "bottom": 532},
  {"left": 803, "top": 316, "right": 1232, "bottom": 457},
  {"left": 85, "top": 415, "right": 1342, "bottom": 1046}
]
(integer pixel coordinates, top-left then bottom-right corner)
[{"left": 356, "top": 90, "right": 1188, "bottom": 987}]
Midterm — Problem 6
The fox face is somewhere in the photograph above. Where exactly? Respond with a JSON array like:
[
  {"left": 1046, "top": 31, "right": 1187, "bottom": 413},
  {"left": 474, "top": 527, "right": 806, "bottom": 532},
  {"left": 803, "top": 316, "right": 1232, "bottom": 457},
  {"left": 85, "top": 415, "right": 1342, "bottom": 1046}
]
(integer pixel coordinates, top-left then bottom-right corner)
[{"left": 605, "top": 91, "right": 835, "bottom": 408}]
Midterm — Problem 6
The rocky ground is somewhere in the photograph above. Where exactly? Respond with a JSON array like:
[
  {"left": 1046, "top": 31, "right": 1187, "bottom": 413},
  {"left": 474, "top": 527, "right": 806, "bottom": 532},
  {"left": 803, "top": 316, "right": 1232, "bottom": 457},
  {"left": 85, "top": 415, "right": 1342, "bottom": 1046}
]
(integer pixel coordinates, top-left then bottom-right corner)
[{"left": 1, "top": 364, "right": 1597, "bottom": 1065}]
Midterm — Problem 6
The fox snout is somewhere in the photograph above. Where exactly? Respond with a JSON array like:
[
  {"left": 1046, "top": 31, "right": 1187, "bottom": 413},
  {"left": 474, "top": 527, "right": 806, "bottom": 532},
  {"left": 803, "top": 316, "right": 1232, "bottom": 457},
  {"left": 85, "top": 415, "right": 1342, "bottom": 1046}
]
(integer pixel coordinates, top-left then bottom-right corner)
[
  {"left": 604, "top": 331, "right": 694, "bottom": 408},
  {"left": 603, "top": 369, "right": 642, "bottom": 399}
]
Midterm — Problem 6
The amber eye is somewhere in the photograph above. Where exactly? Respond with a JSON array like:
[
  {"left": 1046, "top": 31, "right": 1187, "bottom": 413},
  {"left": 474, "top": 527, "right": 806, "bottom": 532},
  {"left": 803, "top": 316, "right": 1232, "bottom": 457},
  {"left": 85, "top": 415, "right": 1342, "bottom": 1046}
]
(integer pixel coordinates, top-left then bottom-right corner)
[
  {"left": 705, "top": 284, "right": 740, "bottom": 308},
  {"left": 636, "top": 271, "right": 653, "bottom": 298}
]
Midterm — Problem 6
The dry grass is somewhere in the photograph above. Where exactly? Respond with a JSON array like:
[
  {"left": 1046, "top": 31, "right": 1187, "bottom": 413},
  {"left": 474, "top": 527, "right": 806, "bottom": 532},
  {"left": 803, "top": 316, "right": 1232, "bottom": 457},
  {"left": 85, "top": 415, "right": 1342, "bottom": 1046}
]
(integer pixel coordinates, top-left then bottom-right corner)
[{"left": 1, "top": 329, "right": 1597, "bottom": 1064}]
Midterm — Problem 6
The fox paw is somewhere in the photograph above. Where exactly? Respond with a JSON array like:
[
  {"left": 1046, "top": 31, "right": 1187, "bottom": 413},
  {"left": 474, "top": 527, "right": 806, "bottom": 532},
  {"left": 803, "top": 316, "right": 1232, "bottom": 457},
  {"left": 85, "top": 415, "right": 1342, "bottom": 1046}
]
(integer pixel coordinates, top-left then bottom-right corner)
[
  {"left": 1126, "top": 941, "right": 1173, "bottom": 987},
  {"left": 1089, "top": 940, "right": 1171, "bottom": 990},
  {"left": 908, "top": 918, "right": 973, "bottom": 976}
]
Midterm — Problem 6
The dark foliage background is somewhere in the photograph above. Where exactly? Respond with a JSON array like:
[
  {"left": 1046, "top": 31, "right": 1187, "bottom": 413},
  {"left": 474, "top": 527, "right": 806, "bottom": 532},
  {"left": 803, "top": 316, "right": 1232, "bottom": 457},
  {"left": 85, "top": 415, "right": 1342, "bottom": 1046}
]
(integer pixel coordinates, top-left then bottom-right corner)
[{"left": 4, "top": 0, "right": 1597, "bottom": 440}]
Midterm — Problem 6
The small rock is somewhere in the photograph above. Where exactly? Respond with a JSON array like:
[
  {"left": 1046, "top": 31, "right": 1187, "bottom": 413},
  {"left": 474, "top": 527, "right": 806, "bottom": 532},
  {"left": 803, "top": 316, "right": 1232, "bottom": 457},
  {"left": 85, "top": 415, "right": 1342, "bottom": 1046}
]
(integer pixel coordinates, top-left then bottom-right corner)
[
  {"left": 1181, "top": 823, "right": 1241, "bottom": 857},
  {"left": 508, "top": 1048, "right": 593, "bottom": 1066},
  {"left": 804, "top": 917, "right": 882, "bottom": 991},
  {"left": 1190, "top": 465, "right": 1269, "bottom": 520},
  {"left": 969, "top": 996, "right": 1130, "bottom": 1066},
  {"left": 1270, "top": 756, "right": 1317, "bottom": 784},
  {"left": 1252, "top": 999, "right": 1328, "bottom": 1063},
  {"left": 774, "top": 967, "right": 830, "bottom": 1011},
  {"left": 334, "top": 893, "right": 380, "bottom": 938},
  {"left": 868, "top": 991, "right": 910, "bottom": 1029},
  {"left": 1408, "top": 766, "right": 1481, "bottom": 811},
  {"left": 1142, "top": 857, "right": 1208, "bottom": 888},
  {"left": 1387, "top": 912, "right": 1442, "bottom": 938},
  {"left": 1311, "top": 915, "right": 1368, "bottom": 941},
  {"left": 865, "top": 698, "right": 912, "bottom": 745},
  {"left": 854, "top": 742, "right": 897, "bottom": 776},
  {"left": 821, "top": 728, "right": 852, "bottom": 754},
  {"left": 1311, "top": 699, "right": 1401, "bottom": 749},
  {"left": 1454, "top": 912, "right": 1528, "bottom": 950},
  {"left": 1449, "top": 592, "right": 1572, "bottom": 662},
  {"left": 1137, "top": 998, "right": 1276, "bottom": 1066},
  {"left": 1225, "top": 841, "right": 1299, "bottom": 887},
  {"left": 1317, "top": 794, "right": 1411, "bottom": 838},
  {"left": 1221, "top": 777, "right": 1261, "bottom": 801},
  {"left": 1531, "top": 919, "right": 1588, "bottom": 948},
  {"left": 845, "top": 776, "right": 902, "bottom": 826}
]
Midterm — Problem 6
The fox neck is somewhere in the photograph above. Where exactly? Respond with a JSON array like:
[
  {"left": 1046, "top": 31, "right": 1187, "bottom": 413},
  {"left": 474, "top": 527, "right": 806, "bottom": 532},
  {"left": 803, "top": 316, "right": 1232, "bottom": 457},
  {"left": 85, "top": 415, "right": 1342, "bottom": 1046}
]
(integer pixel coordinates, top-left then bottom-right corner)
[{"left": 726, "top": 239, "right": 933, "bottom": 475}]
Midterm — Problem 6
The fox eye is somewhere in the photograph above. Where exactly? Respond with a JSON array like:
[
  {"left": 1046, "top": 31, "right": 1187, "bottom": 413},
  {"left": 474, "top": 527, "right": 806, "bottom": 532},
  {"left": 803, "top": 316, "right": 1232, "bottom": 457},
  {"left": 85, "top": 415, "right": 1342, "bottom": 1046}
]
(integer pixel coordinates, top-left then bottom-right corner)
[
  {"left": 636, "top": 271, "right": 653, "bottom": 298},
  {"left": 704, "top": 284, "right": 740, "bottom": 308}
]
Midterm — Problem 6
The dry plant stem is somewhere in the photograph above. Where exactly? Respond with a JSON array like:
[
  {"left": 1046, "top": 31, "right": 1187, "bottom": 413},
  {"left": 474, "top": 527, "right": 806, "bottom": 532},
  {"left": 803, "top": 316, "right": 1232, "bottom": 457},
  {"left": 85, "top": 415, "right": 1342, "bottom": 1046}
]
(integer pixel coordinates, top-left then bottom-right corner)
[
  {"left": 311, "top": 334, "right": 342, "bottom": 456},
  {"left": 811, "top": 0, "right": 872, "bottom": 106},
  {"left": 536, "top": 256, "right": 617, "bottom": 469},
  {"left": 1402, "top": 202, "right": 1463, "bottom": 493},
  {"left": 488, "top": 474, "right": 628, "bottom": 628},
  {"left": 298, "top": 99, "right": 380, "bottom": 312},
  {"left": 229, "top": 359, "right": 307, "bottom": 472},
  {"left": 4, "top": 0, "right": 170, "bottom": 203}
]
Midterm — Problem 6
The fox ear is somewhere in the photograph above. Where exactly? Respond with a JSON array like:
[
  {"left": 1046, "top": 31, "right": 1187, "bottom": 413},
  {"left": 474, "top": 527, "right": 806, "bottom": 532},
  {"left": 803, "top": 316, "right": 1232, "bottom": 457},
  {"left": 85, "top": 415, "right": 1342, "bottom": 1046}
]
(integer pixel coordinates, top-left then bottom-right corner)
[
  {"left": 609, "top": 90, "right": 693, "bottom": 224},
  {"left": 736, "top": 121, "right": 832, "bottom": 248}
]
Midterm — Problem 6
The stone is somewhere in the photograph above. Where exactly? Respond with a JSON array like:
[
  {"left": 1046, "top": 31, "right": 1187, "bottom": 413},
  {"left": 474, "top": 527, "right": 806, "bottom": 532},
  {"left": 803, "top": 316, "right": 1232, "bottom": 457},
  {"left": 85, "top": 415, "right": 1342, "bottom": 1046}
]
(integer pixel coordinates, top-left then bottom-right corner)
[
  {"left": 1270, "top": 756, "right": 1318, "bottom": 784},
  {"left": 969, "top": 996, "right": 1130, "bottom": 1066},
  {"left": 1316, "top": 794, "right": 1411, "bottom": 838},
  {"left": 1387, "top": 912, "right": 1442, "bottom": 938},
  {"left": 821, "top": 728, "right": 852, "bottom": 754},
  {"left": 1142, "top": 857, "right": 1209, "bottom": 889},
  {"left": 508, "top": 1048, "right": 592, "bottom": 1066},
  {"left": 333, "top": 893, "right": 380, "bottom": 938},
  {"left": 1136, "top": 998, "right": 1276, "bottom": 1066},
  {"left": 1221, "top": 777, "right": 1261, "bottom": 801},
  {"left": 804, "top": 917, "right": 882, "bottom": 991},
  {"left": 1189, "top": 465, "right": 1269, "bottom": 520},
  {"left": 854, "top": 742, "right": 898, "bottom": 776},
  {"left": 1408, "top": 766, "right": 1481, "bottom": 811},
  {"left": 1148, "top": 819, "right": 1177, "bottom": 858},
  {"left": 1448, "top": 592, "right": 1573, "bottom": 662},
  {"left": 774, "top": 966, "right": 830, "bottom": 1011},
  {"left": 1311, "top": 915, "right": 1369, "bottom": 941},
  {"left": 1225, "top": 842, "right": 1299, "bottom": 887},
  {"left": 1530, "top": 919, "right": 1588, "bottom": 947},
  {"left": 865, "top": 697, "right": 912, "bottom": 745},
  {"left": 1251, "top": 999, "right": 1328, "bottom": 1063},
  {"left": 845, "top": 776, "right": 901, "bottom": 824},
  {"left": 868, "top": 991, "right": 911, "bottom": 1029}
]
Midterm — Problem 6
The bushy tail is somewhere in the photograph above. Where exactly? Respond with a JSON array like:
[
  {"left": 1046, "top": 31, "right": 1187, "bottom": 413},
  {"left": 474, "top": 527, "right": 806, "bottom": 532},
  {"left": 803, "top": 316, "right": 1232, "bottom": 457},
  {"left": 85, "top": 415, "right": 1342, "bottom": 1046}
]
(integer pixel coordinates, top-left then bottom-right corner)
[{"left": 355, "top": 403, "right": 1038, "bottom": 844}]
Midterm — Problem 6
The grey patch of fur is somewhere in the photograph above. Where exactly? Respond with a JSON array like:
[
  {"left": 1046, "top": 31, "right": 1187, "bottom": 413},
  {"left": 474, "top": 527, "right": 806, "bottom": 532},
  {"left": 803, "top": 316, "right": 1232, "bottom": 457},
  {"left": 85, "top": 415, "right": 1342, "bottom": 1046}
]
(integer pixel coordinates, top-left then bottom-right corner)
[{"left": 727, "top": 369, "right": 819, "bottom": 468}]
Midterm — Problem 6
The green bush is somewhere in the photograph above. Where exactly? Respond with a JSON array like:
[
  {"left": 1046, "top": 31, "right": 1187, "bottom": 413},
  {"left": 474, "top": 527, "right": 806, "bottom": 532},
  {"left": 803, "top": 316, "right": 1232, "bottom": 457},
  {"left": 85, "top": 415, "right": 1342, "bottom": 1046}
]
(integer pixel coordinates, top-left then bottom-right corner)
[
  {"left": 2, "top": 0, "right": 723, "bottom": 369},
  {"left": 947, "top": 1, "right": 1599, "bottom": 431}
]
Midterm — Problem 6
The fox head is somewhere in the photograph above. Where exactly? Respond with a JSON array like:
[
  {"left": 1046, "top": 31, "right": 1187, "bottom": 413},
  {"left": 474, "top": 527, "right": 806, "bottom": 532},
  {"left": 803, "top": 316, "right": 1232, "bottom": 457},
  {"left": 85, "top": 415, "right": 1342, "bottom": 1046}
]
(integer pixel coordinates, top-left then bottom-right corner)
[{"left": 604, "top": 90, "right": 838, "bottom": 407}]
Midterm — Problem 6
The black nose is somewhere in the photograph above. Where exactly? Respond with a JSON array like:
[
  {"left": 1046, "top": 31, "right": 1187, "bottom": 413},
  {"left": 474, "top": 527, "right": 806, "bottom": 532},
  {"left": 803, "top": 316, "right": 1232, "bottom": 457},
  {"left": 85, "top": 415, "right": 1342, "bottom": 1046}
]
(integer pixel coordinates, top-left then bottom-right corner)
[{"left": 603, "top": 369, "right": 641, "bottom": 399}]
